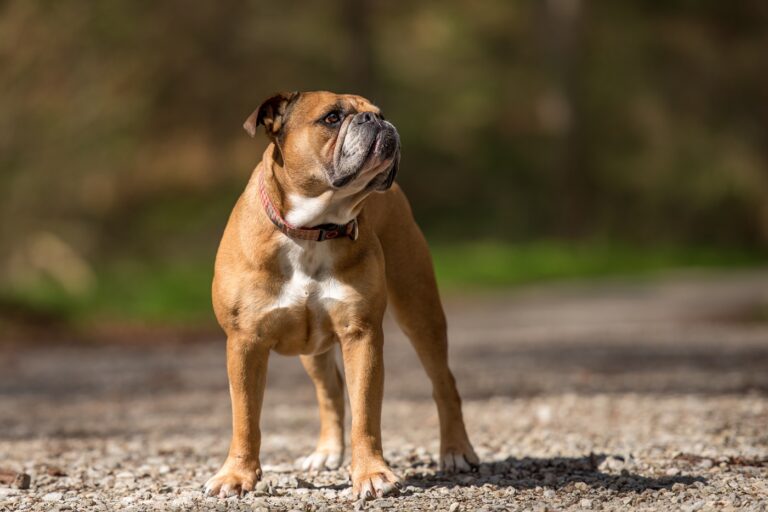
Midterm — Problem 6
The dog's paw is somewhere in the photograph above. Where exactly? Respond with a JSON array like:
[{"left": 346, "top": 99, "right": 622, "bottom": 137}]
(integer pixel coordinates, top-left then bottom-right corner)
[
  {"left": 440, "top": 446, "right": 480, "bottom": 473},
  {"left": 204, "top": 460, "right": 262, "bottom": 498},
  {"left": 352, "top": 468, "right": 402, "bottom": 500},
  {"left": 299, "top": 448, "right": 344, "bottom": 471}
]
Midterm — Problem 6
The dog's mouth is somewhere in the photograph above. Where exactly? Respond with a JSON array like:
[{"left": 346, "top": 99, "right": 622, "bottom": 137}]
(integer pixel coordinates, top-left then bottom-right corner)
[
  {"left": 331, "top": 121, "right": 400, "bottom": 190},
  {"left": 368, "top": 129, "right": 400, "bottom": 191},
  {"left": 372, "top": 127, "right": 398, "bottom": 160}
]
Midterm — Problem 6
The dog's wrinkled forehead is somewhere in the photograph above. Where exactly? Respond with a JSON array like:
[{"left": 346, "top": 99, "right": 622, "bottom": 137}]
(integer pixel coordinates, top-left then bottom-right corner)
[{"left": 243, "top": 91, "right": 381, "bottom": 139}]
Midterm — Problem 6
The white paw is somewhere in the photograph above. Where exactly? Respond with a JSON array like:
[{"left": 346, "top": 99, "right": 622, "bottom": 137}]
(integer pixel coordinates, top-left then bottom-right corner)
[
  {"left": 203, "top": 463, "right": 261, "bottom": 498},
  {"left": 440, "top": 449, "right": 479, "bottom": 473},
  {"left": 353, "top": 470, "right": 402, "bottom": 500},
  {"left": 299, "top": 449, "right": 344, "bottom": 471}
]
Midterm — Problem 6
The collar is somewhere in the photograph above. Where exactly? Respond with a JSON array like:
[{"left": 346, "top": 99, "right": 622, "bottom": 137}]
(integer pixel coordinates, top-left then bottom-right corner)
[{"left": 258, "top": 171, "right": 359, "bottom": 242}]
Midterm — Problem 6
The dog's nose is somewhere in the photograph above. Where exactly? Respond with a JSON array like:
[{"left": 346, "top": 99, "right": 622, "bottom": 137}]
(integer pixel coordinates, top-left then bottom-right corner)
[{"left": 355, "top": 112, "right": 376, "bottom": 125}]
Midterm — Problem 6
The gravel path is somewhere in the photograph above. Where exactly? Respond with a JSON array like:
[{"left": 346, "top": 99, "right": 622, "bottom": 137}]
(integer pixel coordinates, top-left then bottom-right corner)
[{"left": 1, "top": 270, "right": 767, "bottom": 511}]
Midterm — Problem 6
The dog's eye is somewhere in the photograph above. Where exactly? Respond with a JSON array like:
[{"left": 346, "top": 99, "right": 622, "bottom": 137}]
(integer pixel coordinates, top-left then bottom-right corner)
[{"left": 323, "top": 112, "right": 342, "bottom": 125}]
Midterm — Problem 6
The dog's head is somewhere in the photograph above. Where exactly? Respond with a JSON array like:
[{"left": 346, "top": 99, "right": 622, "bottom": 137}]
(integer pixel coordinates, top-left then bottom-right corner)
[{"left": 244, "top": 91, "right": 400, "bottom": 195}]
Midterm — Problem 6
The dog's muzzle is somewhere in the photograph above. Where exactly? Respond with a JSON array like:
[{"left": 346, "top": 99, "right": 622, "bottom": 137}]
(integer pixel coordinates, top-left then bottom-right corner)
[{"left": 331, "top": 113, "right": 400, "bottom": 190}]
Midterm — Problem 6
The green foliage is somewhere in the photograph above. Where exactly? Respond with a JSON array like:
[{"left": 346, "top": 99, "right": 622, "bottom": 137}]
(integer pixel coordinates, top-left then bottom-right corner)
[
  {"left": 2, "top": 260, "right": 215, "bottom": 327},
  {"left": 1, "top": 1, "right": 768, "bottom": 327},
  {"left": 431, "top": 242, "right": 764, "bottom": 290},
  {"left": 1, "top": 243, "right": 762, "bottom": 327}
]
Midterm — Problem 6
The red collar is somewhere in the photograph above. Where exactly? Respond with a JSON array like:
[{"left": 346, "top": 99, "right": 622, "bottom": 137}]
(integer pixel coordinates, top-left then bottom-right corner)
[{"left": 258, "top": 171, "right": 359, "bottom": 242}]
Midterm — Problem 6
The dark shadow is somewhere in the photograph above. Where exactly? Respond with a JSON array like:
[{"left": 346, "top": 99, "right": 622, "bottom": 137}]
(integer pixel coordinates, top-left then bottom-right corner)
[{"left": 398, "top": 454, "right": 707, "bottom": 494}]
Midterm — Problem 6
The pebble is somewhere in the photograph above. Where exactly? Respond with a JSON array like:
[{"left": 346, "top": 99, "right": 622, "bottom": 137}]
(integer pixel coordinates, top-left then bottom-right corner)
[
  {"left": 2, "top": 350, "right": 767, "bottom": 512},
  {"left": 600, "top": 456, "right": 625, "bottom": 472},
  {"left": 42, "top": 492, "right": 64, "bottom": 502}
]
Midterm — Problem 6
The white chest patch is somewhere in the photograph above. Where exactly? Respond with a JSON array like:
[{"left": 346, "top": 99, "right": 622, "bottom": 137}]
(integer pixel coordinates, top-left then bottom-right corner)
[
  {"left": 285, "top": 190, "right": 360, "bottom": 227},
  {"left": 285, "top": 192, "right": 332, "bottom": 227},
  {"left": 268, "top": 237, "right": 352, "bottom": 312}
]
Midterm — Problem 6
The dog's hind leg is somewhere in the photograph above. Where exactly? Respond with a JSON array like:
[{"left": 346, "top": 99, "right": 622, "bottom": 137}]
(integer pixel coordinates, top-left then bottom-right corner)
[
  {"left": 299, "top": 349, "right": 345, "bottom": 471},
  {"left": 376, "top": 190, "right": 479, "bottom": 472}
]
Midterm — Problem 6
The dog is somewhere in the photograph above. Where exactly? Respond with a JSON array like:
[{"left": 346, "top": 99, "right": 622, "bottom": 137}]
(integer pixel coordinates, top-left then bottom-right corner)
[{"left": 204, "top": 91, "right": 478, "bottom": 500}]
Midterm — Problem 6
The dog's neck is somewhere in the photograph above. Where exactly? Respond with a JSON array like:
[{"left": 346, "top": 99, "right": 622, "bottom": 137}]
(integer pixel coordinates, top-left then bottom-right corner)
[{"left": 261, "top": 144, "right": 370, "bottom": 228}]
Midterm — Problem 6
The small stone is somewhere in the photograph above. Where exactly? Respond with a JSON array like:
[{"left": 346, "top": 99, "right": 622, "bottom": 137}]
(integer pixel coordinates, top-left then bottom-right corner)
[
  {"left": 13, "top": 473, "right": 31, "bottom": 490},
  {"left": 354, "top": 498, "right": 366, "bottom": 510},
  {"left": 43, "top": 492, "right": 64, "bottom": 502},
  {"left": 683, "top": 501, "right": 705, "bottom": 512},
  {"left": 296, "top": 477, "right": 314, "bottom": 488},
  {"left": 255, "top": 480, "right": 271, "bottom": 495},
  {"left": 600, "top": 456, "right": 624, "bottom": 472},
  {"left": 666, "top": 468, "right": 681, "bottom": 477},
  {"left": 574, "top": 482, "right": 588, "bottom": 491},
  {"left": 46, "top": 467, "right": 67, "bottom": 477},
  {"left": 543, "top": 489, "right": 556, "bottom": 498},
  {"left": 580, "top": 498, "right": 593, "bottom": 509},
  {"left": 449, "top": 503, "right": 460, "bottom": 512},
  {"left": 171, "top": 497, "right": 194, "bottom": 509}
]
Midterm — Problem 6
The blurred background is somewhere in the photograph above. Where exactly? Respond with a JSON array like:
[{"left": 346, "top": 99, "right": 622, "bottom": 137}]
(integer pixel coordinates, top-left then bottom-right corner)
[{"left": 1, "top": 0, "right": 767, "bottom": 338}]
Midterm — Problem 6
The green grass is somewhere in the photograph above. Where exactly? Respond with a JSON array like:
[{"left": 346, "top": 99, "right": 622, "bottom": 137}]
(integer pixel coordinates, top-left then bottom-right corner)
[
  {"left": 431, "top": 241, "right": 764, "bottom": 290},
  {"left": 1, "top": 260, "right": 216, "bottom": 328},
  {"left": 1, "top": 242, "right": 764, "bottom": 327}
]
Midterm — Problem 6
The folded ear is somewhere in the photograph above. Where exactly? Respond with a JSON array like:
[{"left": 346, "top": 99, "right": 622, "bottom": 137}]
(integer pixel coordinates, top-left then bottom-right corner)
[{"left": 243, "top": 91, "right": 300, "bottom": 138}]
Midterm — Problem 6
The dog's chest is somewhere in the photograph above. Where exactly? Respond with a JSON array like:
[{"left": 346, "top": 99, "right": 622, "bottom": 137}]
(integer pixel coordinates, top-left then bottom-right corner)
[
  {"left": 266, "top": 239, "right": 352, "bottom": 354},
  {"left": 274, "top": 240, "right": 348, "bottom": 306}
]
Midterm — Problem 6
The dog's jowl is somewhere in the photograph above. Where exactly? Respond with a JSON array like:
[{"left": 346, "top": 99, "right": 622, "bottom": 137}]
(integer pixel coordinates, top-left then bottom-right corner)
[{"left": 205, "top": 91, "right": 478, "bottom": 500}]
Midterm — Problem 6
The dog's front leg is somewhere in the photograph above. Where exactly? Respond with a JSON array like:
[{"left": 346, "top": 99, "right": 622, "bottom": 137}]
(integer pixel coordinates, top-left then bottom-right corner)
[
  {"left": 205, "top": 335, "right": 269, "bottom": 498},
  {"left": 339, "top": 324, "right": 402, "bottom": 500}
]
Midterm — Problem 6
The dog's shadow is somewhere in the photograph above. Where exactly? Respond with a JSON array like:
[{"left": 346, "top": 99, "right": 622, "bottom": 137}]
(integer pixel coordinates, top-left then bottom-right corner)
[{"left": 400, "top": 453, "right": 706, "bottom": 494}]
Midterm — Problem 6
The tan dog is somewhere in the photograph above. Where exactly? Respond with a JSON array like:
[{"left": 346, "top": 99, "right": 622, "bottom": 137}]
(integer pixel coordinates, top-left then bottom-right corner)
[{"left": 204, "top": 91, "right": 478, "bottom": 500}]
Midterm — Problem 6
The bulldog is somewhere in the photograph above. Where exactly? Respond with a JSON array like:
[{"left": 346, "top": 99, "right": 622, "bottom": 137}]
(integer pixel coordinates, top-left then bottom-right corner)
[{"left": 204, "top": 91, "right": 478, "bottom": 500}]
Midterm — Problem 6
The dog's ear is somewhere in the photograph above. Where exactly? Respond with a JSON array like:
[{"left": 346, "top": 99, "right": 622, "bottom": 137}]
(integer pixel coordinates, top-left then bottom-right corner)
[{"left": 243, "top": 92, "right": 300, "bottom": 138}]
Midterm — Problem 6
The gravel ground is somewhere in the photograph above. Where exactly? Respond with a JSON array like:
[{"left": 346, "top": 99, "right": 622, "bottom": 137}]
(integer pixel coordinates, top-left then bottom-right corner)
[{"left": 1, "top": 270, "right": 767, "bottom": 511}]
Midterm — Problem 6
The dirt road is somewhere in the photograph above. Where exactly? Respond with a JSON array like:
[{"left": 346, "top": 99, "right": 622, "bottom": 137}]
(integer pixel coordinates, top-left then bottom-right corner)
[{"left": 1, "top": 270, "right": 767, "bottom": 511}]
